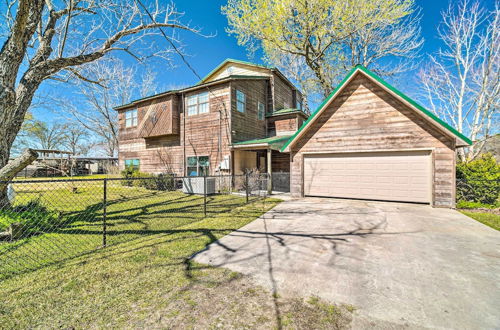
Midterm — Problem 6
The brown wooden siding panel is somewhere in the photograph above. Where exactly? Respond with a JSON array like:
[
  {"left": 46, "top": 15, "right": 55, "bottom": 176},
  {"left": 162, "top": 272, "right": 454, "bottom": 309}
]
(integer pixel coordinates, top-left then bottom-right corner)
[
  {"left": 118, "top": 83, "right": 233, "bottom": 176},
  {"left": 231, "top": 80, "right": 268, "bottom": 143},
  {"left": 272, "top": 73, "right": 294, "bottom": 110}
]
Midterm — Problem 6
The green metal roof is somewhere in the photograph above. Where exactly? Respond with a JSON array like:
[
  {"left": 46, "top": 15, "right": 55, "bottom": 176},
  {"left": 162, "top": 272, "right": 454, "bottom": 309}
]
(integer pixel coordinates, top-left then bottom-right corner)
[
  {"left": 281, "top": 65, "right": 472, "bottom": 152},
  {"left": 198, "top": 58, "right": 272, "bottom": 85},
  {"left": 234, "top": 135, "right": 291, "bottom": 145},
  {"left": 266, "top": 108, "right": 308, "bottom": 118},
  {"left": 233, "top": 135, "right": 292, "bottom": 151}
]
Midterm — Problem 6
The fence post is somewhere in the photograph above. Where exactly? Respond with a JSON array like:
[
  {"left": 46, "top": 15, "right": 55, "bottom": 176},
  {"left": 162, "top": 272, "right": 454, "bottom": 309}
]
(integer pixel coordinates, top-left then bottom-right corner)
[
  {"left": 203, "top": 175, "right": 207, "bottom": 217},
  {"left": 245, "top": 173, "right": 249, "bottom": 203},
  {"left": 103, "top": 178, "right": 107, "bottom": 247}
]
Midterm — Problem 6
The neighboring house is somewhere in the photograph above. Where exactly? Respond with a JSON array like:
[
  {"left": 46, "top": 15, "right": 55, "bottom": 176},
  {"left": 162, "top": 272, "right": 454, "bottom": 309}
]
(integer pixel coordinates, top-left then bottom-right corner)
[
  {"left": 114, "top": 59, "right": 307, "bottom": 177},
  {"left": 281, "top": 65, "right": 471, "bottom": 208},
  {"left": 13, "top": 149, "right": 118, "bottom": 177}
]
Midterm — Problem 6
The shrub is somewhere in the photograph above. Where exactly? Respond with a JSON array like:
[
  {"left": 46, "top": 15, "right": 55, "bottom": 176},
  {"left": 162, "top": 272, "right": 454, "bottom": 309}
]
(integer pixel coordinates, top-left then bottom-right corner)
[
  {"left": 456, "top": 153, "right": 500, "bottom": 206},
  {"left": 120, "top": 166, "right": 137, "bottom": 187},
  {"left": 120, "top": 169, "right": 175, "bottom": 191},
  {"left": 0, "top": 200, "right": 60, "bottom": 236}
]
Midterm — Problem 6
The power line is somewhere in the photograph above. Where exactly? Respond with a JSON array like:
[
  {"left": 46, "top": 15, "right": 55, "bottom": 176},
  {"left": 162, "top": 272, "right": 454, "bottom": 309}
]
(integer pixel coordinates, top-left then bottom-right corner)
[{"left": 134, "top": 0, "right": 203, "bottom": 81}]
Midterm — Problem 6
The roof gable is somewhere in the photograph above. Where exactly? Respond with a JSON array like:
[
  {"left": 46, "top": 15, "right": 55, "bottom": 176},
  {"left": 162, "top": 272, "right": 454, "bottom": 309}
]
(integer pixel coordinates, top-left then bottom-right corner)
[
  {"left": 281, "top": 65, "right": 472, "bottom": 152},
  {"left": 199, "top": 59, "right": 271, "bottom": 84}
]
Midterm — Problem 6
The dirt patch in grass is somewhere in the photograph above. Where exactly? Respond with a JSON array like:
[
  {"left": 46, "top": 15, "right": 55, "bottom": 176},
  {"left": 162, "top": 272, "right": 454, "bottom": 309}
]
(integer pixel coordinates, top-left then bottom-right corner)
[{"left": 134, "top": 268, "right": 353, "bottom": 329}]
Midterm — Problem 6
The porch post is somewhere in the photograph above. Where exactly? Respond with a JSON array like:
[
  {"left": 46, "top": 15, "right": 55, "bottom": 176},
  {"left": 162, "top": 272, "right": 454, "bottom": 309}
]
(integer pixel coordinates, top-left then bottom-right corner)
[{"left": 267, "top": 148, "right": 272, "bottom": 194}]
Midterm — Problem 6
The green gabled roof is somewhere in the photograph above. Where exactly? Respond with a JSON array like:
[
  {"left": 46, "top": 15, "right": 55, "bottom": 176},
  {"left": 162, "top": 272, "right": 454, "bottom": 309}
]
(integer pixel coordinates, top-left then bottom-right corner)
[
  {"left": 281, "top": 65, "right": 472, "bottom": 152},
  {"left": 198, "top": 58, "right": 272, "bottom": 85}
]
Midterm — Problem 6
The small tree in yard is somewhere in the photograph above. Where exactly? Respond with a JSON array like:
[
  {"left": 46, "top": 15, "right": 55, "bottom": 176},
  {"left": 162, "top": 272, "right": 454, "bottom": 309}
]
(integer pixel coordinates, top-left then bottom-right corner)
[
  {"left": 419, "top": 1, "right": 499, "bottom": 162},
  {"left": 0, "top": 0, "right": 201, "bottom": 205}
]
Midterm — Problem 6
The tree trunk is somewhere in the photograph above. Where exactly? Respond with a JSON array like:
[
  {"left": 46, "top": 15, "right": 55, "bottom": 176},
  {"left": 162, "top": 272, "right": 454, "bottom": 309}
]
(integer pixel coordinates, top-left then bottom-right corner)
[{"left": 0, "top": 148, "right": 38, "bottom": 207}]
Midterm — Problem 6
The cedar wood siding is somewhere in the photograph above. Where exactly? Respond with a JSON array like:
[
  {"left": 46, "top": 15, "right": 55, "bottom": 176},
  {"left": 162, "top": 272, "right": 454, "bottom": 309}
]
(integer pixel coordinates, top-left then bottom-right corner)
[
  {"left": 117, "top": 68, "right": 301, "bottom": 177},
  {"left": 272, "top": 72, "right": 295, "bottom": 110},
  {"left": 268, "top": 114, "right": 301, "bottom": 136},
  {"left": 119, "top": 83, "right": 232, "bottom": 175},
  {"left": 290, "top": 73, "right": 456, "bottom": 207},
  {"left": 183, "top": 83, "right": 232, "bottom": 175},
  {"left": 230, "top": 79, "right": 268, "bottom": 143}
]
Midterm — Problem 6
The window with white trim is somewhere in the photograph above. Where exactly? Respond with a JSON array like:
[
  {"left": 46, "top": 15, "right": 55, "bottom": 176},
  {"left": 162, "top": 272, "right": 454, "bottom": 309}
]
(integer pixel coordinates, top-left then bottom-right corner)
[
  {"left": 187, "top": 156, "right": 209, "bottom": 176},
  {"left": 236, "top": 90, "right": 246, "bottom": 113},
  {"left": 125, "top": 109, "right": 138, "bottom": 127},
  {"left": 258, "top": 102, "right": 265, "bottom": 120},
  {"left": 187, "top": 92, "right": 209, "bottom": 116}
]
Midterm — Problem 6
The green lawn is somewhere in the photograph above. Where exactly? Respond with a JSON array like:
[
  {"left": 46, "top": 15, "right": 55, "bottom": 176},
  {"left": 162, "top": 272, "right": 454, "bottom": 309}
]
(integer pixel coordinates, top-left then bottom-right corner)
[
  {"left": 461, "top": 211, "right": 500, "bottom": 231},
  {"left": 0, "top": 182, "right": 353, "bottom": 328},
  {"left": 14, "top": 174, "right": 120, "bottom": 181},
  {"left": 0, "top": 180, "right": 263, "bottom": 278}
]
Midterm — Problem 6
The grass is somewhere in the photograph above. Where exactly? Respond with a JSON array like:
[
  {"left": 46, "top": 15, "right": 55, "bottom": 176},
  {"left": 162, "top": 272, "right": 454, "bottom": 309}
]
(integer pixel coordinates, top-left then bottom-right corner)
[
  {"left": 0, "top": 180, "right": 266, "bottom": 278},
  {"left": 0, "top": 181, "right": 353, "bottom": 328},
  {"left": 14, "top": 174, "right": 120, "bottom": 181},
  {"left": 461, "top": 211, "right": 500, "bottom": 231}
]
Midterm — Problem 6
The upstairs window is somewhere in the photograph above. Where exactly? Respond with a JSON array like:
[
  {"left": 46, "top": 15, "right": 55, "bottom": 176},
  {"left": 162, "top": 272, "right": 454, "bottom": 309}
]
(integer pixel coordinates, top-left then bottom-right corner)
[
  {"left": 236, "top": 90, "right": 246, "bottom": 113},
  {"left": 124, "top": 159, "right": 140, "bottom": 170},
  {"left": 258, "top": 102, "right": 265, "bottom": 120},
  {"left": 187, "top": 92, "right": 209, "bottom": 116},
  {"left": 187, "top": 156, "right": 209, "bottom": 176},
  {"left": 297, "top": 99, "right": 303, "bottom": 111},
  {"left": 125, "top": 109, "right": 138, "bottom": 127}
]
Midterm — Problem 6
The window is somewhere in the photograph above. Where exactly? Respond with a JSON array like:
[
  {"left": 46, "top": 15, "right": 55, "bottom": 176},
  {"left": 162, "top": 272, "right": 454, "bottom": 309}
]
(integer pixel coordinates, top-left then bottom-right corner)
[
  {"left": 187, "top": 156, "right": 209, "bottom": 176},
  {"left": 297, "top": 99, "right": 303, "bottom": 111},
  {"left": 187, "top": 92, "right": 209, "bottom": 116},
  {"left": 236, "top": 90, "right": 246, "bottom": 113},
  {"left": 125, "top": 109, "right": 138, "bottom": 127},
  {"left": 258, "top": 102, "right": 265, "bottom": 120},
  {"left": 125, "top": 159, "right": 140, "bottom": 170}
]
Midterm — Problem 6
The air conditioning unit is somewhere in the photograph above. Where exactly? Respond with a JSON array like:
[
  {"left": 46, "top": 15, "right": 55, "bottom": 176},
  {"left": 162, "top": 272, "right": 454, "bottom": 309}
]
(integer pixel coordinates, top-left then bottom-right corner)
[{"left": 182, "top": 177, "right": 216, "bottom": 195}]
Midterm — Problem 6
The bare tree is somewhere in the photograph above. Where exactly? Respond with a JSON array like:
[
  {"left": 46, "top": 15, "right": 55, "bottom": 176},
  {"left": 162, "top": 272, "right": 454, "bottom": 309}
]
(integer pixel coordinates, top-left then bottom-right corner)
[
  {"left": 0, "top": 0, "right": 201, "bottom": 183},
  {"left": 17, "top": 120, "right": 68, "bottom": 151},
  {"left": 419, "top": 0, "right": 499, "bottom": 162},
  {"left": 68, "top": 59, "right": 136, "bottom": 157},
  {"left": 65, "top": 124, "right": 91, "bottom": 156}
]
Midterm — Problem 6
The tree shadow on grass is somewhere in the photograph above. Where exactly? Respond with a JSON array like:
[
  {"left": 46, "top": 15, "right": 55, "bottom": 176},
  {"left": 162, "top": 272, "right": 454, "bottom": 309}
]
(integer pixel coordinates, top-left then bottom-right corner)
[{"left": 0, "top": 193, "right": 261, "bottom": 280}]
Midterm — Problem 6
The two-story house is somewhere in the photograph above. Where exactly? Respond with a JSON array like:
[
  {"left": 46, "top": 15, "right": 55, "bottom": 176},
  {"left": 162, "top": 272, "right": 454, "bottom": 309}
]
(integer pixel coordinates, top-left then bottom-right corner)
[{"left": 114, "top": 59, "right": 307, "bottom": 177}]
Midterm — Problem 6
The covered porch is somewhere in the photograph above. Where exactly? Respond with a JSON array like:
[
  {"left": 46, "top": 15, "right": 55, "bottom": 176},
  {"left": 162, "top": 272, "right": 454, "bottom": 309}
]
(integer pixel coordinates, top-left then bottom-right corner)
[{"left": 231, "top": 135, "right": 291, "bottom": 193}]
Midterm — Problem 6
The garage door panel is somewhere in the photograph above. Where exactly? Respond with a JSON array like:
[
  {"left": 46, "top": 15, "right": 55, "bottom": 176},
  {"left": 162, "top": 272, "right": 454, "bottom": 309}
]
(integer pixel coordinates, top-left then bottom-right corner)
[{"left": 304, "top": 151, "right": 431, "bottom": 203}]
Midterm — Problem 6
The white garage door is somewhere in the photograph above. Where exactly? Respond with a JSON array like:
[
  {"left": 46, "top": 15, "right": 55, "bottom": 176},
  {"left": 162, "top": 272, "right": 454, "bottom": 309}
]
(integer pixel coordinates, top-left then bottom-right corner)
[{"left": 303, "top": 151, "right": 431, "bottom": 203}]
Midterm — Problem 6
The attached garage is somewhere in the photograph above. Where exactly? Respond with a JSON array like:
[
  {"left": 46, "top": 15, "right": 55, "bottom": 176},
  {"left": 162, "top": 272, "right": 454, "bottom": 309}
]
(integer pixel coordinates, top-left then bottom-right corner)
[
  {"left": 282, "top": 65, "right": 471, "bottom": 208},
  {"left": 303, "top": 151, "right": 431, "bottom": 203}
]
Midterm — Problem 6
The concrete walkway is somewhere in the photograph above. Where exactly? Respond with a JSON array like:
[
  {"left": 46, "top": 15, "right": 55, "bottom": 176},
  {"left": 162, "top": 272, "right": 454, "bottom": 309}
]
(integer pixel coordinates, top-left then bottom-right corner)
[{"left": 194, "top": 198, "right": 500, "bottom": 329}]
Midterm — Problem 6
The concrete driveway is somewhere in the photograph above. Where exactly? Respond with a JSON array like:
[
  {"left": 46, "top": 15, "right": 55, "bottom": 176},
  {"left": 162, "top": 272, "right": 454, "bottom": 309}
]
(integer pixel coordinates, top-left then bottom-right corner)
[{"left": 194, "top": 198, "right": 500, "bottom": 329}]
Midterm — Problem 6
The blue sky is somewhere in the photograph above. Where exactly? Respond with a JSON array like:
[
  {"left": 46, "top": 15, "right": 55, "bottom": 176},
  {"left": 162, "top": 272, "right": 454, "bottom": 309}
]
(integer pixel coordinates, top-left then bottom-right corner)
[{"left": 36, "top": 0, "right": 496, "bottom": 121}]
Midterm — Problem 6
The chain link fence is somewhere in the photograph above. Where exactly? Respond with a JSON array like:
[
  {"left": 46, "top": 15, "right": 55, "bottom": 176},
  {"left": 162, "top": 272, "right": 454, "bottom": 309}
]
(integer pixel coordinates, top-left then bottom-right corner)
[{"left": 0, "top": 174, "right": 269, "bottom": 280}]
